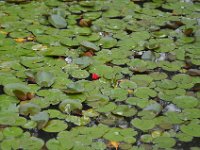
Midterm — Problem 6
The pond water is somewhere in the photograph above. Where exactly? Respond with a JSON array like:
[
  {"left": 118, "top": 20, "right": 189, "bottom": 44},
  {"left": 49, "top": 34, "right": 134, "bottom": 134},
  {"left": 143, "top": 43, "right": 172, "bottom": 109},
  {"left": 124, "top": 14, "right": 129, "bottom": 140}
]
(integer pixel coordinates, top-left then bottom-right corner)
[{"left": 0, "top": 0, "right": 199, "bottom": 150}]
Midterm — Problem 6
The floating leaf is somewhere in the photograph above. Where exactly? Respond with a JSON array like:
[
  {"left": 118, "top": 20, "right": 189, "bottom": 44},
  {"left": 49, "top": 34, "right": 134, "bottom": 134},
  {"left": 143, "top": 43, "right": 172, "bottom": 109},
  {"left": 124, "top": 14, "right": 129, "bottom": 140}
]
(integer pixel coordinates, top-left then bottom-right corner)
[
  {"left": 153, "top": 137, "right": 176, "bottom": 148},
  {"left": 3, "top": 127, "right": 23, "bottom": 138},
  {"left": 134, "top": 87, "right": 157, "bottom": 99},
  {"left": 46, "top": 139, "right": 64, "bottom": 150},
  {"left": 59, "top": 99, "right": 82, "bottom": 114},
  {"left": 19, "top": 103, "right": 41, "bottom": 116},
  {"left": 96, "top": 102, "right": 117, "bottom": 113},
  {"left": 21, "top": 137, "right": 44, "bottom": 150},
  {"left": 112, "top": 105, "right": 137, "bottom": 117},
  {"left": 30, "top": 111, "right": 49, "bottom": 129},
  {"left": 131, "top": 118, "right": 155, "bottom": 131},
  {"left": 35, "top": 71, "right": 55, "bottom": 87},
  {"left": 3, "top": 83, "right": 31, "bottom": 96},
  {"left": 99, "top": 37, "right": 117, "bottom": 49},
  {"left": 119, "top": 80, "right": 137, "bottom": 89},
  {"left": 48, "top": 14, "right": 67, "bottom": 29},
  {"left": 80, "top": 41, "right": 100, "bottom": 51},
  {"left": 180, "top": 123, "right": 200, "bottom": 137},
  {"left": 173, "top": 96, "right": 199, "bottom": 109},
  {"left": 70, "top": 69, "right": 89, "bottom": 79},
  {"left": 156, "top": 79, "right": 177, "bottom": 90},
  {"left": 43, "top": 120, "right": 68, "bottom": 132},
  {"left": 176, "top": 133, "right": 193, "bottom": 142},
  {"left": 65, "top": 115, "right": 90, "bottom": 126},
  {"left": 62, "top": 82, "right": 85, "bottom": 94}
]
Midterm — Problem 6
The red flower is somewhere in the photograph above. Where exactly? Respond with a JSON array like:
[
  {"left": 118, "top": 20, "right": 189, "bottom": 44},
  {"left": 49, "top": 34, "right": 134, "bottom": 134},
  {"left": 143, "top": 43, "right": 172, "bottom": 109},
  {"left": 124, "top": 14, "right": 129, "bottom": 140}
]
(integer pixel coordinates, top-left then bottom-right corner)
[{"left": 92, "top": 73, "right": 100, "bottom": 80}]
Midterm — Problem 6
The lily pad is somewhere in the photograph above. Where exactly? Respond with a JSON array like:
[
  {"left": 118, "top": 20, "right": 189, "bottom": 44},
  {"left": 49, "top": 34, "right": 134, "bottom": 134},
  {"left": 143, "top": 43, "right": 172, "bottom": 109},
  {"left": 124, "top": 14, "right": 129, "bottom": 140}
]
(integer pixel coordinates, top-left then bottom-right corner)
[
  {"left": 112, "top": 105, "right": 137, "bottom": 117},
  {"left": 48, "top": 14, "right": 67, "bottom": 29},
  {"left": 134, "top": 87, "right": 157, "bottom": 99},
  {"left": 119, "top": 80, "right": 137, "bottom": 89},
  {"left": 59, "top": 99, "right": 82, "bottom": 114},
  {"left": 70, "top": 69, "right": 89, "bottom": 79},
  {"left": 153, "top": 137, "right": 176, "bottom": 148},
  {"left": 65, "top": 115, "right": 90, "bottom": 126},
  {"left": 46, "top": 139, "right": 64, "bottom": 150},
  {"left": 42, "top": 120, "right": 68, "bottom": 132},
  {"left": 62, "top": 82, "right": 85, "bottom": 94},
  {"left": 131, "top": 118, "right": 155, "bottom": 131},
  {"left": 156, "top": 79, "right": 177, "bottom": 90},
  {"left": 180, "top": 123, "right": 200, "bottom": 137},
  {"left": 30, "top": 111, "right": 49, "bottom": 129},
  {"left": 172, "top": 96, "right": 199, "bottom": 109},
  {"left": 3, "top": 83, "right": 31, "bottom": 96},
  {"left": 35, "top": 71, "right": 55, "bottom": 87},
  {"left": 96, "top": 102, "right": 116, "bottom": 113},
  {"left": 99, "top": 37, "right": 117, "bottom": 48},
  {"left": 19, "top": 103, "right": 41, "bottom": 116},
  {"left": 3, "top": 127, "right": 23, "bottom": 138},
  {"left": 80, "top": 41, "right": 100, "bottom": 51}
]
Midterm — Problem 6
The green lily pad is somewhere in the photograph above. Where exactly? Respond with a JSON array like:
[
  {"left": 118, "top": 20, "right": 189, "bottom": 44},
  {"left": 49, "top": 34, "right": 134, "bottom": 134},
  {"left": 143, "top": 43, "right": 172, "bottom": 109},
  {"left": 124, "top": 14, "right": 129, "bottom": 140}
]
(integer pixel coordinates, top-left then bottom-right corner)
[
  {"left": 82, "top": 109, "right": 99, "bottom": 117},
  {"left": 96, "top": 102, "right": 116, "bottom": 113},
  {"left": 172, "top": 74, "right": 194, "bottom": 89},
  {"left": 181, "top": 109, "right": 200, "bottom": 119},
  {"left": 21, "top": 136, "right": 44, "bottom": 150},
  {"left": 131, "top": 118, "right": 155, "bottom": 131},
  {"left": 3, "top": 127, "right": 23, "bottom": 138},
  {"left": 23, "top": 121, "right": 37, "bottom": 129},
  {"left": 176, "top": 133, "right": 193, "bottom": 142},
  {"left": 172, "top": 96, "right": 199, "bottom": 109},
  {"left": 156, "top": 79, "right": 177, "bottom": 90},
  {"left": 48, "top": 14, "right": 67, "bottom": 29},
  {"left": 59, "top": 99, "right": 82, "bottom": 114},
  {"left": 112, "top": 105, "right": 137, "bottom": 117},
  {"left": 73, "top": 56, "right": 93, "bottom": 69},
  {"left": 153, "top": 137, "right": 176, "bottom": 148},
  {"left": 134, "top": 87, "right": 157, "bottom": 99},
  {"left": 0, "top": 0, "right": 200, "bottom": 148},
  {"left": 180, "top": 123, "right": 200, "bottom": 137},
  {"left": 46, "top": 109, "right": 66, "bottom": 119},
  {"left": 140, "top": 134, "right": 153, "bottom": 143},
  {"left": 65, "top": 115, "right": 90, "bottom": 126},
  {"left": 19, "top": 103, "right": 41, "bottom": 116},
  {"left": 130, "top": 75, "right": 153, "bottom": 87},
  {"left": 46, "top": 139, "right": 63, "bottom": 150},
  {"left": 30, "top": 111, "right": 49, "bottom": 129},
  {"left": 109, "top": 88, "right": 128, "bottom": 101},
  {"left": 60, "top": 37, "right": 79, "bottom": 47},
  {"left": 80, "top": 41, "right": 100, "bottom": 51},
  {"left": 63, "top": 82, "right": 85, "bottom": 94},
  {"left": 119, "top": 80, "right": 137, "bottom": 89},
  {"left": 42, "top": 120, "right": 68, "bottom": 132},
  {"left": 126, "top": 97, "right": 150, "bottom": 108},
  {"left": 79, "top": 1, "right": 95, "bottom": 7},
  {"left": 70, "top": 69, "right": 89, "bottom": 79},
  {"left": 3, "top": 83, "right": 31, "bottom": 96},
  {"left": 99, "top": 37, "right": 117, "bottom": 48},
  {"left": 149, "top": 72, "right": 168, "bottom": 81},
  {"left": 143, "top": 103, "right": 162, "bottom": 115},
  {"left": 35, "top": 71, "right": 55, "bottom": 87},
  {"left": 103, "top": 129, "right": 124, "bottom": 142}
]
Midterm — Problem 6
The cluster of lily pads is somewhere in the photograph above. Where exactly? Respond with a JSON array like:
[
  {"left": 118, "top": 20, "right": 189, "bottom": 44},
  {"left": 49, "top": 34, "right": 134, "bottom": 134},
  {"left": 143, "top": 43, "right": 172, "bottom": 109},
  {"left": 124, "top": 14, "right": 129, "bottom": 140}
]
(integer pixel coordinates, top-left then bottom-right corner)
[{"left": 0, "top": 0, "right": 200, "bottom": 149}]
